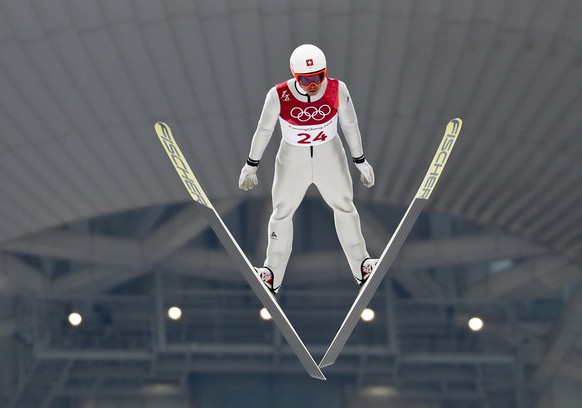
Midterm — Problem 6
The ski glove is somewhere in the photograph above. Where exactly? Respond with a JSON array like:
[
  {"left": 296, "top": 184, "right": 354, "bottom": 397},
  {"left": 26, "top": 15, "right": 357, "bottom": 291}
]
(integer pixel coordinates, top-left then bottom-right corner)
[
  {"left": 239, "top": 163, "right": 258, "bottom": 191},
  {"left": 355, "top": 160, "right": 375, "bottom": 188}
]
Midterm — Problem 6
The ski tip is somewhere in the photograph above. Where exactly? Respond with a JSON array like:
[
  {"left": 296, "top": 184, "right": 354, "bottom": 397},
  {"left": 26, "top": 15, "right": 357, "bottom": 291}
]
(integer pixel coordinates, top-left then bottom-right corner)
[
  {"left": 449, "top": 117, "right": 463, "bottom": 132},
  {"left": 414, "top": 118, "right": 463, "bottom": 201}
]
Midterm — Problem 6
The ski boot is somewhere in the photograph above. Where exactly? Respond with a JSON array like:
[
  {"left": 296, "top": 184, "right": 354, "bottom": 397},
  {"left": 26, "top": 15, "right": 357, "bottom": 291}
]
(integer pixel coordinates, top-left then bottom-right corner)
[
  {"left": 355, "top": 258, "right": 378, "bottom": 287},
  {"left": 255, "top": 266, "right": 279, "bottom": 294}
]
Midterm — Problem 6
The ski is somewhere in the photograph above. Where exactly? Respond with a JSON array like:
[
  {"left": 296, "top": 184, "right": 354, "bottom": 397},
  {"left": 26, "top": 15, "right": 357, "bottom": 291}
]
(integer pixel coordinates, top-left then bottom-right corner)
[
  {"left": 319, "top": 118, "right": 463, "bottom": 368},
  {"left": 154, "top": 122, "right": 326, "bottom": 380}
]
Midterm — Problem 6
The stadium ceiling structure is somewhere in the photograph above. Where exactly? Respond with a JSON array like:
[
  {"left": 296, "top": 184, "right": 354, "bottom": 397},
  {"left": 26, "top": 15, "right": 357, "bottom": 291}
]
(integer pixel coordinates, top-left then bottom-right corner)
[{"left": 1, "top": 1, "right": 582, "bottom": 407}]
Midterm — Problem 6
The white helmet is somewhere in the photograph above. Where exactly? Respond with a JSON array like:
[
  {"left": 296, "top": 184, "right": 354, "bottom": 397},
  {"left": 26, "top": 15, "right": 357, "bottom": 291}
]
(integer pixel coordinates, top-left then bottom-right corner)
[{"left": 290, "top": 44, "right": 326, "bottom": 75}]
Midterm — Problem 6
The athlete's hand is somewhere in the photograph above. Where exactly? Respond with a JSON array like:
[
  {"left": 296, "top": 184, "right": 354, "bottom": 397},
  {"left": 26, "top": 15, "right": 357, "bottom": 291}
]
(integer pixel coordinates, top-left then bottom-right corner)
[
  {"left": 239, "top": 163, "right": 258, "bottom": 191},
  {"left": 355, "top": 160, "right": 375, "bottom": 188}
]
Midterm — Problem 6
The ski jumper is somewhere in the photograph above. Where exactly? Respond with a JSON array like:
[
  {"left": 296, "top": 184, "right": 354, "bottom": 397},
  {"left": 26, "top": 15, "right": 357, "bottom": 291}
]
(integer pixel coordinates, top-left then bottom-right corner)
[{"left": 247, "top": 78, "right": 370, "bottom": 290}]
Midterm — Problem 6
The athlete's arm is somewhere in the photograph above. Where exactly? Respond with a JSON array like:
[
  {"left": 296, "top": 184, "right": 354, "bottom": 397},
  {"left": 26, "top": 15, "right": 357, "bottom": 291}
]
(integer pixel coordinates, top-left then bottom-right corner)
[
  {"left": 338, "top": 81, "right": 375, "bottom": 188},
  {"left": 239, "top": 87, "right": 281, "bottom": 190},
  {"left": 248, "top": 87, "right": 281, "bottom": 161},
  {"left": 337, "top": 81, "right": 364, "bottom": 159}
]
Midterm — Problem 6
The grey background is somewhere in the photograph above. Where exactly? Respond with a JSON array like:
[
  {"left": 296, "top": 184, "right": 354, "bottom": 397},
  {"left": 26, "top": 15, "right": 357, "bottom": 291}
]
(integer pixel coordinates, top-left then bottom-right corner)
[{"left": 1, "top": 0, "right": 582, "bottom": 407}]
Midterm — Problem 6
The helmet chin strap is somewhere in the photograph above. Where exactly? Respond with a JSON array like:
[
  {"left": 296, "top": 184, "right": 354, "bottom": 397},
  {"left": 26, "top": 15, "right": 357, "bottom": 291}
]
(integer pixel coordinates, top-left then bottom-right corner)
[
  {"left": 294, "top": 81, "right": 310, "bottom": 101},
  {"left": 293, "top": 79, "right": 326, "bottom": 103}
]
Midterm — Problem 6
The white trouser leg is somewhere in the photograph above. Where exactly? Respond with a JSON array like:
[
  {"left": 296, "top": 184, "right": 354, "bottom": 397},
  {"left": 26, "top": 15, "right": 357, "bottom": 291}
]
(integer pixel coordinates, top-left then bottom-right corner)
[
  {"left": 313, "top": 137, "right": 369, "bottom": 279},
  {"left": 264, "top": 141, "right": 311, "bottom": 289}
]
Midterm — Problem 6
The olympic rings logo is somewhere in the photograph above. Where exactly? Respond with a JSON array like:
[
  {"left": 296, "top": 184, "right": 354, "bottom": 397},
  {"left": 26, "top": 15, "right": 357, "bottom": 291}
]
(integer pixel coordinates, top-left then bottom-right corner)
[{"left": 290, "top": 105, "right": 332, "bottom": 122}]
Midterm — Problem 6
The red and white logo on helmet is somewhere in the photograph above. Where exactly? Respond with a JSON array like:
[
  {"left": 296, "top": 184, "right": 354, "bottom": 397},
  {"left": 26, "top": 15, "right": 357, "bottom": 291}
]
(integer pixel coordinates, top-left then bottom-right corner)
[{"left": 290, "top": 44, "right": 326, "bottom": 75}]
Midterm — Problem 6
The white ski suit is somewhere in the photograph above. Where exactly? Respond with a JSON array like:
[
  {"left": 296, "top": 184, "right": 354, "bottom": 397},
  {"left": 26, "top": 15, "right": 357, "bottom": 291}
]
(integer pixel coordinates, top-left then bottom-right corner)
[{"left": 244, "top": 77, "right": 372, "bottom": 290}]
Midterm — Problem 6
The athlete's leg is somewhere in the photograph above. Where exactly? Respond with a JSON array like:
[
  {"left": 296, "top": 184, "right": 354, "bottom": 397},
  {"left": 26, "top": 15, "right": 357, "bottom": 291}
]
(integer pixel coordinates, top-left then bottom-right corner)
[
  {"left": 264, "top": 141, "right": 312, "bottom": 290},
  {"left": 313, "top": 137, "right": 370, "bottom": 279}
]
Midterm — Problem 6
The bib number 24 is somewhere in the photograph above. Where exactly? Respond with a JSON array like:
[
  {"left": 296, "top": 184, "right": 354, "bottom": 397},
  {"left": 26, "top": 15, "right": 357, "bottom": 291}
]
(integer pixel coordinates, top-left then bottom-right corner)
[{"left": 297, "top": 131, "right": 327, "bottom": 145}]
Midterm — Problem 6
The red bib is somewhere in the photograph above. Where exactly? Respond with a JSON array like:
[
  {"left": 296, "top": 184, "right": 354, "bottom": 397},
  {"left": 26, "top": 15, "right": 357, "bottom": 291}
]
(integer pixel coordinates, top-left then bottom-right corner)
[{"left": 275, "top": 79, "right": 340, "bottom": 146}]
